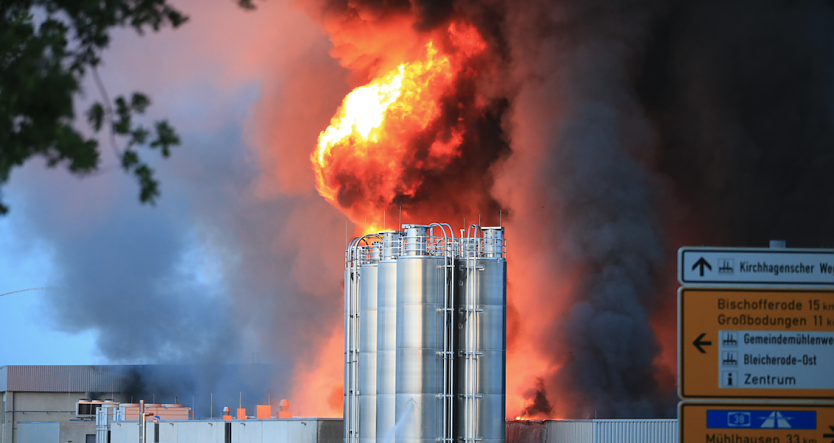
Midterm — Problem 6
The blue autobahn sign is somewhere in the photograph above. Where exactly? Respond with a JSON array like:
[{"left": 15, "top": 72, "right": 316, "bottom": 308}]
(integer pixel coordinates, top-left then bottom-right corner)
[
  {"left": 707, "top": 409, "right": 817, "bottom": 430},
  {"left": 679, "top": 403, "right": 834, "bottom": 443}
]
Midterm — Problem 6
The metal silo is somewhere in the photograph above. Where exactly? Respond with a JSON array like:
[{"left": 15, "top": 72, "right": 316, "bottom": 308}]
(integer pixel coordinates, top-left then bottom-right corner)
[
  {"left": 345, "top": 261, "right": 352, "bottom": 443},
  {"left": 346, "top": 234, "right": 381, "bottom": 443},
  {"left": 359, "top": 244, "right": 380, "bottom": 443},
  {"left": 345, "top": 222, "right": 502, "bottom": 443},
  {"left": 345, "top": 237, "right": 363, "bottom": 443},
  {"left": 454, "top": 226, "right": 506, "bottom": 443},
  {"left": 396, "top": 224, "right": 445, "bottom": 443},
  {"left": 376, "top": 231, "right": 402, "bottom": 443}
]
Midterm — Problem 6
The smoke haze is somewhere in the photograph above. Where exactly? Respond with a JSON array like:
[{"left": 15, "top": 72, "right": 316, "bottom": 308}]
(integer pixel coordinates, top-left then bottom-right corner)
[
  {"left": 5, "top": 0, "right": 834, "bottom": 420},
  {"left": 3, "top": 0, "right": 351, "bottom": 416},
  {"left": 299, "top": 0, "right": 834, "bottom": 418}
]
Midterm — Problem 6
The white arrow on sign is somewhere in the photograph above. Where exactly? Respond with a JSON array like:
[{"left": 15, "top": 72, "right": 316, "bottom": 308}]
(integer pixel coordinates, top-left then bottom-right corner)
[{"left": 679, "top": 247, "right": 834, "bottom": 286}]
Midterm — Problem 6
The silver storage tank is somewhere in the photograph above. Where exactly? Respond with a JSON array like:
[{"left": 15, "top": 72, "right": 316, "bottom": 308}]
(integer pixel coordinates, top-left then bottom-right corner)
[
  {"left": 376, "top": 231, "right": 401, "bottom": 443},
  {"left": 396, "top": 225, "right": 445, "bottom": 443},
  {"left": 454, "top": 227, "right": 506, "bottom": 443},
  {"left": 345, "top": 256, "right": 357, "bottom": 443},
  {"left": 359, "top": 245, "right": 380, "bottom": 443}
]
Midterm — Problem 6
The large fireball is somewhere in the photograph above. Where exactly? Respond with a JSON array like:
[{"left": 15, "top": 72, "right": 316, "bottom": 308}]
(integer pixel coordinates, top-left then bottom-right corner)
[{"left": 311, "top": 23, "right": 489, "bottom": 231}]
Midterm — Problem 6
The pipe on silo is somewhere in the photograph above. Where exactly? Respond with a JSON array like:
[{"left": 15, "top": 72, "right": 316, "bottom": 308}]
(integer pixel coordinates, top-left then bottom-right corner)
[
  {"left": 376, "top": 231, "right": 402, "bottom": 443},
  {"left": 454, "top": 227, "right": 506, "bottom": 443},
  {"left": 345, "top": 237, "right": 361, "bottom": 443},
  {"left": 359, "top": 244, "right": 380, "bottom": 443},
  {"left": 345, "top": 234, "right": 381, "bottom": 443},
  {"left": 382, "top": 230, "right": 401, "bottom": 260},
  {"left": 403, "top": 225, "right": 429, "bottom": 256}
]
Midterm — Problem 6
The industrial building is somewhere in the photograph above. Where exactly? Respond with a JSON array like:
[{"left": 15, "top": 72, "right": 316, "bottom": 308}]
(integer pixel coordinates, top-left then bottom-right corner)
[
  {"left": 101, "top": 419, "right": 676, "bottom": 443},
  {"left": 1, "top": 365, "right": 131, "bottom": 443},
  {"left": 108, "top": 418, "right": 342, "bottom": 443},
  {"left": 16, "top": 420, "right": 97, "bottom": 443},
  {"left": 2, "top": 363, "right": 681, "bottom": 443},
  {"left": 14, "top": 416, "right": 678, "bottom": 443},
  {"left": 3, "top": 224, "right": 682, "bottom": 443},
  {"left": 507, "top": 419, "right": 679, "bottom": 443},
  {"left": 0, "top": 364, "right": 276, "bottom": 443}
]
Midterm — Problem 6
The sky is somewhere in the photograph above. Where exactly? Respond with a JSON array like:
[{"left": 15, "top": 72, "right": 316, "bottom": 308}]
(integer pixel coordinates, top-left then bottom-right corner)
[
  {"left": 0, "top": 0, "right": 323, "bottom": 365},
  {"left": 0, "top": 218, "right": 99, "bottom": 364}
]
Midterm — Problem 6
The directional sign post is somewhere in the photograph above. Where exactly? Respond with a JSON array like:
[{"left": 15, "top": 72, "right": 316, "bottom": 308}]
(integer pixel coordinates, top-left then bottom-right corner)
[
  {"left": 680, "top": 403, "right": 834, "bottom": 443},
  {"left": 679, "top": 247, "right": 834, "bottom": 287},
  {"left": 679, "top": 246, "right": 834, "bottom": 443},
  {"left": 679, "top": 287, "right": 834, "bottom": 399}
]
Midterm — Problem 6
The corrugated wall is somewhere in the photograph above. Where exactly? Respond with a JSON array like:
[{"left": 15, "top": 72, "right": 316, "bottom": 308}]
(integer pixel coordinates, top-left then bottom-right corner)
[
  {"left": 111, "top": 419, "right": 677, "bottom": 443},
  {"left": 3, "top": 366, "right": 131, "bottom": 392},
  {"left": 316, "top": 419, "right": 343, "bottom": 443},
  {"left": 546, "top": 420, "right": 593, "bottom": 443},
  {"left": 592, "top": 419, "right": 678, "bottom": 443},
  {"left": 111, "top": 419, "right": 342, "bottom": 443},
  {"left": 508, "top": 419, "right": 678, "bottom": 443},
  {"left": 506, "top": 420, "right": 546, "bottom": 443},
  {"left": 0, "top": 366, "right": 7, "bottom": 391}
]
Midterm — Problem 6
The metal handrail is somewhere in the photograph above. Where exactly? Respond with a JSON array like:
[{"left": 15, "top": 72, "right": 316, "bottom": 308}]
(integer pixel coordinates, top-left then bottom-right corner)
[
  {"left": 464, "top": 224, "right": 481, "bottom": 443},
  {"left": 350, "top": 237, "right": 505, "bottom": 264}
]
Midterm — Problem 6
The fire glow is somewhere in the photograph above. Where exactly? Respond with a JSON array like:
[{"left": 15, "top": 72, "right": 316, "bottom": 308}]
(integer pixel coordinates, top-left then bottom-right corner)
[
  {"left": 311, "top": 23, "right": 486, "bottom": 230},
  {"left": 267, "top": 0, "right": 684, "bottom": 420},
  {"left": 304, "top": 17, "right": 548, "bottom": 420}
]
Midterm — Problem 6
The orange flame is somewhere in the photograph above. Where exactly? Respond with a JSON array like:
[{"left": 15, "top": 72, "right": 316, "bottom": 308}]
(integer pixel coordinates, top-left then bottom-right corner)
[
  {"left": 301, "top": 20, "right": 530, "bottom": 419},
  {"left": 311, "top": 23, "right": 486, "bottom": 231}
]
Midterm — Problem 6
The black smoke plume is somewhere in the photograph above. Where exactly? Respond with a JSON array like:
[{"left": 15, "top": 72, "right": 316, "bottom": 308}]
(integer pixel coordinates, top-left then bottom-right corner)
[
  {"left": 119, "top": 365, "right": 278, "bottom": 417},
  {"left": 309, "top": 0, "right": 834, "bottom": 418},
  {"left": 520, "top": 379, "right": 553, "bottom": 418}
]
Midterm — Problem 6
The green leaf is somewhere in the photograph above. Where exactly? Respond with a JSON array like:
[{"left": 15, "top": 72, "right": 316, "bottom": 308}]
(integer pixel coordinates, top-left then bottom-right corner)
[
  {"left": 134, "top": 164, "right": 160, "bottom": 204},
  {"left": 113, "top": 96, "right": 132, "bottom": 135},
  {"left": 0, "top": 0, "right": 189, "bottom": 215},
  {"left": 121, "top": 150, "right": 139, "bottom": 171},
  {"left": 130, "top": 93, "right": 151, "bottom": 114},
  {"left": 237, "top": 0, "right": 258, "bottom": 10},
  {"left": 166, "top": 10, "right": 189, "bottom": 27},
  {"left": 87, "top": 102, "right": 105, "bottom": 131},
  {"left": 130, "top": 126, "right": 150, "bottom": 147},
  {"left": 150, "top": 120, "right": 181, "bottom": 157}
]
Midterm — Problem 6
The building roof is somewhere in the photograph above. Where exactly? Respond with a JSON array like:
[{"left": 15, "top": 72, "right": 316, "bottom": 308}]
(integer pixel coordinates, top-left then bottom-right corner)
[
  {"left": 0, "top": 365, "right": 133, "bottom": 392},
  {"left": 0, "top": 364, "right": 280, "bottom": 394}
]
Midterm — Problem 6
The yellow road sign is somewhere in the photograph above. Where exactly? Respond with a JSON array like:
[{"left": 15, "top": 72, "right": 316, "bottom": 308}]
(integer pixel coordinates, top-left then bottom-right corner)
[
  {"left": 680, "top": 402, "right": 834, "bottom": 443},
  {"left": 679, "top": 288, "right": 834, "bottom": 399}
]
